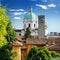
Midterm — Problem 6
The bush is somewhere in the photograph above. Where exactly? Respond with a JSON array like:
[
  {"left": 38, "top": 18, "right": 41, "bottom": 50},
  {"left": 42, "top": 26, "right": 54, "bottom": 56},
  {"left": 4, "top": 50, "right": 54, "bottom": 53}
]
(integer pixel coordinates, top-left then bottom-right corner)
[{"left": 25, "top": 46, "right": 60, "bottom": 60}]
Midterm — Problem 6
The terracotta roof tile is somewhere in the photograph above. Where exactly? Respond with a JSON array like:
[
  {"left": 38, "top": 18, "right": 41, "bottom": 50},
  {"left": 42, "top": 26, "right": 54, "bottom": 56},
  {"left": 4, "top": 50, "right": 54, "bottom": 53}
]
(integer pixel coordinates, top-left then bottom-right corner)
[
  {"left": 26, "top": 37, "right": 47, "bottom": 45},
  {"left": 11, "top": 40, "right": 23, "bottom": 47},
  {"left": 46, "top": 38, "right": 60, "bottom": 50},
  {"left": 17, "top": 36, "right": 24, "bottom": 39},
  {"left": 48, "top": 44, "right": 60, "bottom": 51}
]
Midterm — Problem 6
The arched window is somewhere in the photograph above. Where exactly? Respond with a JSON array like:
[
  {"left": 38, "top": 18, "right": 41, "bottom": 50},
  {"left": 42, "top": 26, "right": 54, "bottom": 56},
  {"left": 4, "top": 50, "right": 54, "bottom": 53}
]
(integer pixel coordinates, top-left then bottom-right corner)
[
  {"left": 29, "top": 24, "right": 30, "bottom": 27},
  {"left": 19, "top": 33, "right": 21, "bottom": 36},
  {"left": 34, "top": 24, "right": 35, "bottom": 27}
]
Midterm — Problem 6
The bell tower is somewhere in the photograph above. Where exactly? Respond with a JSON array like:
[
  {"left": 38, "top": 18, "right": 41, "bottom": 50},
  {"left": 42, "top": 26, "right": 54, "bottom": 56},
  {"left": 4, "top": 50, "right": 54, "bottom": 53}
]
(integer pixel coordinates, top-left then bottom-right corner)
[{"left": 38, "top": 15, "right": 45, "bottom": 39}]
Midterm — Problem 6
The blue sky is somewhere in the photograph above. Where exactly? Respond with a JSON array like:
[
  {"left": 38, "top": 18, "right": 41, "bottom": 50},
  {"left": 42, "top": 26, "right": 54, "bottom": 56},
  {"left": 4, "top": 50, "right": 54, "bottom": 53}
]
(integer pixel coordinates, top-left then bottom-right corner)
[{"left": 0, "top": 0, "right": 60, "bottom": 33}]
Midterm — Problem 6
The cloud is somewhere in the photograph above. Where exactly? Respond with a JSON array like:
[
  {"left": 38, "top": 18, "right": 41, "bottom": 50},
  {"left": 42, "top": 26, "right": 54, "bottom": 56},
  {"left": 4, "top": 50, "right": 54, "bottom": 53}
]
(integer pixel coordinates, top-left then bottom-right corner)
[
  {"left": 9, "top": 9, "right": 24, "bottom": 11},
  {"left": 9, "top": 8, "right": 27, "bottom": 16},
  {"left": 36, "top": 4, "right": 48, "bottom": 9},
  {"left": 14, "top": 12, "right": 23, "bottom": 15},
  {"left": 9, "top": 9, "right": 27, "bottom": 20},
  {"left": 19, "top": 9, "right": 24, "bottom": 11},
  {"left": 36, "top": 3, "right": 56, "bottom": 10},
  {"left": 48, "top": 4, "right": 56, "bottom": 7},
  {"left": 9, "top": 8, "right": 27, "bottom": 21},
  {"left": 14, "top": 17, "right": 21, "bottom": 20},
  {"left": 23, "top": 12, "right": 27, "bottom": 14},
  {"left": 13, "top": 12, "right": 27, "bottom": 16},
  {"left": 9, "top": 11, "right": 27, "bottom": 16}
]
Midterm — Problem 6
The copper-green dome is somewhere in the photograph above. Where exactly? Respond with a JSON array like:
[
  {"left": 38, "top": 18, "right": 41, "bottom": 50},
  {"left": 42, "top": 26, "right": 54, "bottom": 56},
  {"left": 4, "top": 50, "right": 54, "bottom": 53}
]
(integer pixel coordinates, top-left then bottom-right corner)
[{"left": 24, "top": 7, "right": 37, "bottom": 21}]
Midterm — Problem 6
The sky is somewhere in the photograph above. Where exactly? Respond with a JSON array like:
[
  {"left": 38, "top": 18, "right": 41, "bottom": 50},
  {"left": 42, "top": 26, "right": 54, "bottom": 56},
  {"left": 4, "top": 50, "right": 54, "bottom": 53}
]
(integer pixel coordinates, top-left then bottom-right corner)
[{"left": 0, "top": 0, "right": 60, "bottom": 33}]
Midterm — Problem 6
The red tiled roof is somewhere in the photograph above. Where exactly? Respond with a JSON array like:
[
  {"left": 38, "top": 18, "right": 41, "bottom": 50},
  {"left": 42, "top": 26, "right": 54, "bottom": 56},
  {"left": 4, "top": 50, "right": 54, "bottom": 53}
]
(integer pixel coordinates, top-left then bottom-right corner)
[
  {"left": 26, "top": 37, "right": 47, "bottom": 45},
  {"left": 17, "top": 36, "right": 24, "bottom": 41},
  {"left": 46, "top": 38, "right": 60, "bottom": 51},
  {"left": 48, "top": 44, "right": 60, "bottom": 51},
  {"left": 11, "top": 40, "right": 23, "bottom": 47}
]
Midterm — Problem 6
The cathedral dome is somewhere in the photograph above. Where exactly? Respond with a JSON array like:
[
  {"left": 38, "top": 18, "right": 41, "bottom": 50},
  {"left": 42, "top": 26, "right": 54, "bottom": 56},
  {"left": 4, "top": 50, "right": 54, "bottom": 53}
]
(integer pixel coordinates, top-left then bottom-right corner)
[{"left": 24, "top": 7, "right": 37, "bottom": 21}]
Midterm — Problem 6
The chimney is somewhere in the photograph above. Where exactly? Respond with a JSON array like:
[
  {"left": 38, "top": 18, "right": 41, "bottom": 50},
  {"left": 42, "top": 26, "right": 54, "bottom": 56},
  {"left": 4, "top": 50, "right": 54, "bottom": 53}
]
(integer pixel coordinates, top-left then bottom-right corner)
[{"left": 38, "top": 15, "right": 45, "bottom": 39}]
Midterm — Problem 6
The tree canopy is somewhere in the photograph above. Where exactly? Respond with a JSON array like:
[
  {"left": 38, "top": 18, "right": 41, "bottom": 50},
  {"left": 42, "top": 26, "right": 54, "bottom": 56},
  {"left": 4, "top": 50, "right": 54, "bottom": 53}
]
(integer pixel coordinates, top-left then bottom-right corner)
[
  {"left": 6, "top": 20, "right": 16, "bottom": 42},
  {"left": 24, "top": 27, "right": 31, "bottom": 39},
  {"left": 0, "top": 6, "right": 9, "bottom": 48},
  {"left": 25, "top": 46, "right": 60, "bottom": 60},
  {"left": 0, "top": 4, "right": 16, "bottom": 60}
]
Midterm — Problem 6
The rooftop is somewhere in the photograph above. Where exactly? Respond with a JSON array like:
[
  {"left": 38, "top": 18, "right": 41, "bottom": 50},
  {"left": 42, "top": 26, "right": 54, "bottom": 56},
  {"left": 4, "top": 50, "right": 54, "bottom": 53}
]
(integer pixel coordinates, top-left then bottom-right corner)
[{"left": 26, "top": 37, "right": 47, "bottom": 45}]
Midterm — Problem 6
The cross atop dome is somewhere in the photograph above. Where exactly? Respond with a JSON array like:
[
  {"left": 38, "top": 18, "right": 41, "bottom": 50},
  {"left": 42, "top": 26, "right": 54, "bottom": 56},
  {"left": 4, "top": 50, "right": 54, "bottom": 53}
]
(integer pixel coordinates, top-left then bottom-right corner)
[{"left": 29, "top": 7, "right": 32, "bottom": 12}]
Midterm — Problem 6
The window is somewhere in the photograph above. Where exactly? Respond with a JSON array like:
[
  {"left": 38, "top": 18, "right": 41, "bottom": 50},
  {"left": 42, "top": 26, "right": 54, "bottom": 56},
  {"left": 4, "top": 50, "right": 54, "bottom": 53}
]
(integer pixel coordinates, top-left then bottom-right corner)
[
  {"left": 34, "top": 24, "right": 35, "bottom": 27},
  {"left": 19, "top": 33, "right": 21, "bottom": 36},
  {"left": 29, "top": 24, "right": 30, "bottom": 27},
  {"left": 24, "top": 24, "right": 26, "bottom": 27}
]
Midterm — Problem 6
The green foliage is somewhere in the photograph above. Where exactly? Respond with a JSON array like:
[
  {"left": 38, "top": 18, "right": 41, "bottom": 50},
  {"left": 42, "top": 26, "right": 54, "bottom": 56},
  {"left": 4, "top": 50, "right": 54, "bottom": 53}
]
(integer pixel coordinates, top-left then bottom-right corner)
[
  {"left": 24, "top": 27, "right": 31, "bottom": 39},
  {"left": 51, "top": 51, "right": 60, "bottom": 57},
  {"left": 6, "top": 20, "right": 16, "bottom": 42},
  {"left": 0, "top": 5, "right": 9, "bottom": 48},
  {"left": 0, "top": 4, "right": 17, "bottom": 60},
  {"left": 0, "top": 44, "right": 17, "bottom": 60},
  {"left": 0, "top": 35, "right": 7, "bottom": 48},
  {"left": 51, "top": 51, "right": 57, "bottom": 57},
  {"left": 26, "top": 46, "right": 38, "bottom": 60},
  {"left": 25, "top": 46, "right": 60, "bottom": 60}
]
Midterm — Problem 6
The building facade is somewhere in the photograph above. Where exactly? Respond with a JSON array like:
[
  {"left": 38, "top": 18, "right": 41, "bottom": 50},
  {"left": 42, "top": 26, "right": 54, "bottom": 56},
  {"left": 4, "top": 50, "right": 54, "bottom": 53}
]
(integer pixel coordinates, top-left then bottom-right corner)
[{"left": 15, "top": 7, "right": 48, "bottom": 37}]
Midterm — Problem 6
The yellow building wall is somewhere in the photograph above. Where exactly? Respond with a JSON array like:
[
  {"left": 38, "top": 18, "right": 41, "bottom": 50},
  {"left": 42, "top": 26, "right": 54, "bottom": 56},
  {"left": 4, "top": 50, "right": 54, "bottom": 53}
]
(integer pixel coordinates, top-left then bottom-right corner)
[
  {"left": 27, "top": 45, "right": 32, "bottom": 52},
  {"left": 12, "top": 46, "right": 21, "bottom": 60}
]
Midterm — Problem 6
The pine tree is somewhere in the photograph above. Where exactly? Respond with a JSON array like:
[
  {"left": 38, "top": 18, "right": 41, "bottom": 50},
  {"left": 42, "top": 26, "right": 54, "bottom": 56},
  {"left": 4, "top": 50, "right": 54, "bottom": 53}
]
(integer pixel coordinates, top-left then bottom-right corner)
[{"left": 24, "top": 27, "right": 31, "bottom": 40}]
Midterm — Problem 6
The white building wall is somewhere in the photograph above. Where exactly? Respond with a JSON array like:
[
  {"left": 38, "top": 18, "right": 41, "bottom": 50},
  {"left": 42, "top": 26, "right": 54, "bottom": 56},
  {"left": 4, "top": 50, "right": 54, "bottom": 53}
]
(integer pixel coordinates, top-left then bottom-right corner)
[
  {"left": 45, "top": 29, "right": 48, "bottom": 36},
  {"left": 23, "top": 20, "right": 38, "bottom": 30},
  {"left": 16, "top": 29, "right": 48, "bottom": 37}
]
